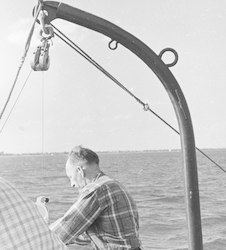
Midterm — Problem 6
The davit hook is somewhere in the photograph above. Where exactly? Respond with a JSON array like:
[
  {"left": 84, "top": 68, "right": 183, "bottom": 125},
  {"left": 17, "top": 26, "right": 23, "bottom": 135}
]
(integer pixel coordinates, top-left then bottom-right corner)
[{"left": 31, "top": 10, "right": 54, "bottom": 71}]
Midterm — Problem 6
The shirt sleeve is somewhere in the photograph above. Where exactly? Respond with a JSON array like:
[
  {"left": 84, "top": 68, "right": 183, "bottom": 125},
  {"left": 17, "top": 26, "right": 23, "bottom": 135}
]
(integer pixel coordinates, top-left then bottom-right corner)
[{"left": 50, "top": 190, "right": 102, "bottom": 244}]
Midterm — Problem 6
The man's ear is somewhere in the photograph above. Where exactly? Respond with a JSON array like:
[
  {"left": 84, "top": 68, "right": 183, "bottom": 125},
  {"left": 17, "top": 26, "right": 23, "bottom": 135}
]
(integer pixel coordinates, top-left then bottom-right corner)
[{"left": 78, "top": 166, "right": 85, "bottom": 178}]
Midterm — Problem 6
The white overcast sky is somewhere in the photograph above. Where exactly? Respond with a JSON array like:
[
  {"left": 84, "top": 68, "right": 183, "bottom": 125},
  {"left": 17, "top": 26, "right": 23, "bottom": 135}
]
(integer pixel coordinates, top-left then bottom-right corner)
[{"left": 0, "top": 0, "right": 225, "bottom": 153}]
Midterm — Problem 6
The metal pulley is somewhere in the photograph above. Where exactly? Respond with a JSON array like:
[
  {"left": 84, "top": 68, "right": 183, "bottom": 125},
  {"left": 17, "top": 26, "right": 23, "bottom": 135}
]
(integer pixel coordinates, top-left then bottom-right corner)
[
  {"left": 31, "top": 39, "right": 51, "bottom": 71},
  {"left": 31, "top": 10, "right": 54, "bottom": 71}
]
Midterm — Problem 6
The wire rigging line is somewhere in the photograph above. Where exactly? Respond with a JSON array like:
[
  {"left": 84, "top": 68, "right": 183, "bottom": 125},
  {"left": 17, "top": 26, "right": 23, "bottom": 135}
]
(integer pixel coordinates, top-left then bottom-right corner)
[
  {"left": 0, "top": 3, "right": 42, "bottom": 121},
  {"left": 52, "top": 24, "right": 180, "bottom": 137},
  {"left": 195, "top": 149, "right": 226, "bottom": 174},
  {"left": 51, "top": 24, "right": 226, "bottom": 174},
  {"left": 0, "top": 70, "right": 33, "bottom": 134},
  {"left": 41, "top": 72, "right": 45, "bottom": 156},
  {"left": 41, "top": 72, "right": 45, "bottom": 190},
  {"left": 52, "top": 25, "right": 180, "bottom": 134},
  {"left": 51, "top": 24, "right": 139, "bottom": 102}
]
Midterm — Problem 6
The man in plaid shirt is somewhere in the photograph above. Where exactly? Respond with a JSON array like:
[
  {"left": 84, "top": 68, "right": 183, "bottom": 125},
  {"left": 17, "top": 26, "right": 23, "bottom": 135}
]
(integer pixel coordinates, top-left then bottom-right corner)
[
  {"left": 0, "top": 177, "right": 68, "bottom": 250},
  {"left": 50, "top": 146, "right": 142, "bottom": 250}
]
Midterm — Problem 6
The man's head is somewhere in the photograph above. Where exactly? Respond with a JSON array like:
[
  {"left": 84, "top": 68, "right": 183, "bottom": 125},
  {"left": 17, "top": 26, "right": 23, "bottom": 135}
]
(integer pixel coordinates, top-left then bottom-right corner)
[{"left": 65, "top": 146, "right": 100, "bottom": 190}]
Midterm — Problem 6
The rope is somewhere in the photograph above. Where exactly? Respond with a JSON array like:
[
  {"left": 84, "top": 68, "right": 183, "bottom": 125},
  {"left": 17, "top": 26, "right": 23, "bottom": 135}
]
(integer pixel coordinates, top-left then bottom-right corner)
[
  {"left": 51, "top": 24, "right": 143, "bottom": 104},
  {"left": 0, "top": 3, "right": 42, "bottom": 121},
  {"left": 51, "top": 24, "right": 226, "bottom": 174},
  {"left": 41, "top": 72, "right": 45, "bottom": 190},
  {"left": 42, "top": 72, "right": 45, "bottom": 156},
  {"left": 0, "top": 70, "right": 33, "bottom": 134}
]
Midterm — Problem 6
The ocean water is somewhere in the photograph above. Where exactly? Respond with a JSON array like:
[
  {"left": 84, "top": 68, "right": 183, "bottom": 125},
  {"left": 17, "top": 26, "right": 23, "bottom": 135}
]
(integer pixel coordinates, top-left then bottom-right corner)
[{"left": 0, "top": 149, "right": 226, "bottom": 250}]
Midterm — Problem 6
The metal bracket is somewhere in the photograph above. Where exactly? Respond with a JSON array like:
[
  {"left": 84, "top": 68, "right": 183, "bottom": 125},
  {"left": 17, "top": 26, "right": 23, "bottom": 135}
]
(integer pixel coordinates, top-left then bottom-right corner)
[
  {"left": 159, "top": 48, "right": 178, "bottom": 67},
  {"left": 108, "top": 40, "right": 118, "bottom": 50}
]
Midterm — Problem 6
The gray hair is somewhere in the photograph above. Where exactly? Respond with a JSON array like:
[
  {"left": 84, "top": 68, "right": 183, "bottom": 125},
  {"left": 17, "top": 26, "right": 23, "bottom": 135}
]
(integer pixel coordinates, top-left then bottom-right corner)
[{"left": 67, "top": 145, "right": 99, "bottom": 166}]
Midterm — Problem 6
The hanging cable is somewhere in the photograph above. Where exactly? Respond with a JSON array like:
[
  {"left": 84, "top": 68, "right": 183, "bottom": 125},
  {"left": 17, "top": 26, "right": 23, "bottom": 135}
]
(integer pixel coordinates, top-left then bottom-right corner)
[
  {"left": 41, "top": 72, "right": 45, "bottom": 190},
  {"left": 41, "top": 72, "right": 45, "bottom": 156},
  {"left": 51, "top": 24, "right": 226, "bottom": 174},
  {"left": 0, "top": 2, "right": 42, "bottom": 121},
  {"left": 0, "top": 70, "right": 33, "bottom": 134}
]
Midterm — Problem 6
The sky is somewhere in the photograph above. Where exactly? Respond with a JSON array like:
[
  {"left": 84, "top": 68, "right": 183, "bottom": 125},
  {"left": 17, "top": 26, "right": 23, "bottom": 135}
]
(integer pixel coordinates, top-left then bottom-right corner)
[{"left": 0, "top": 0, "right": 226, "bottom": 154}]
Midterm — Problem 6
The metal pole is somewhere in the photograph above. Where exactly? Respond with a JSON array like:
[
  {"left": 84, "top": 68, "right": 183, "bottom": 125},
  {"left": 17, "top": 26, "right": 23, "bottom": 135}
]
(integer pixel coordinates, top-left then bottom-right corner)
[{"left": 40, "top": 2, "right": 203, "bottom": 248}]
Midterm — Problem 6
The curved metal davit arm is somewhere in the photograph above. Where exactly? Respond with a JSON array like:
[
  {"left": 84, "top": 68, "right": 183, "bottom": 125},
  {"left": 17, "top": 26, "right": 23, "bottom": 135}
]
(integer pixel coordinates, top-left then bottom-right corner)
[{"left": 41, "top": 2, "right": 203, "bottom": 249}]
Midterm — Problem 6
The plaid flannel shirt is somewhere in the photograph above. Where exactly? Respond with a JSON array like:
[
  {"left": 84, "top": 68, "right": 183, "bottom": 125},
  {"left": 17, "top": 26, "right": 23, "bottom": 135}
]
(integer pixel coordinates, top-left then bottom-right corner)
[
  {"left": 0, "top": 177, "right": 68, "bottom": 250},
  {"left": 50, "top": 172, "right": 141, "bottom": 249}
]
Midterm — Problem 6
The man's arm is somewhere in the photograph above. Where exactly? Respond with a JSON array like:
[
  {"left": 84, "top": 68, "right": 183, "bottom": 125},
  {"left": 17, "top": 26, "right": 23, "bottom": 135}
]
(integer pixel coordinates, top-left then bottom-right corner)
[{"left": 50, "top": 191, "right": 101, "bottom": 244}]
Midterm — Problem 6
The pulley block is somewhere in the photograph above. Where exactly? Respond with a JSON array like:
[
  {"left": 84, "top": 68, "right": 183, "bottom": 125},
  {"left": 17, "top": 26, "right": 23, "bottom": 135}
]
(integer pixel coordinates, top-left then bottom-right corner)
[{"left": 31, "top": 40, "right": 50, "bottom": 71}]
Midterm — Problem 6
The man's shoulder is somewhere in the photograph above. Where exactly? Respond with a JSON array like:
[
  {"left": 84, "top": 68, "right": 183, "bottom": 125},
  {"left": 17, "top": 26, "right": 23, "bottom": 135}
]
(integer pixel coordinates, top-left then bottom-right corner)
[{"left": 96, "top": 177, "right": 128, "bottom": 197}]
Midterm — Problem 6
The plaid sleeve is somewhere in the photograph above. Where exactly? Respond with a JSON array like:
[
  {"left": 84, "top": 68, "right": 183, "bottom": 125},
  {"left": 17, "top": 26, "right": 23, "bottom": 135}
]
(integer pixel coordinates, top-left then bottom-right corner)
[
  {"left": 0, "top": 178, "right": 68, "bottom": 250},
  {"left": 51, "top": 190, "right": 102, "bottom": 244}
]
